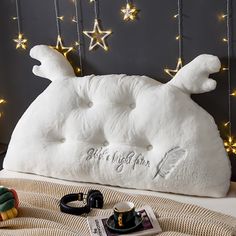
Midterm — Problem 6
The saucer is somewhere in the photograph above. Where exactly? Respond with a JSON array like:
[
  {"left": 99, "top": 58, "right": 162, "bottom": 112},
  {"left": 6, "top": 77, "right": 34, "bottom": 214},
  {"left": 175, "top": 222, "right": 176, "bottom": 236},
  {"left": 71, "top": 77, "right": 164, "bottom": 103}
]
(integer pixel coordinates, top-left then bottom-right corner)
[{"left": 106, "top": 213, "right": 143, "bottom": 234}]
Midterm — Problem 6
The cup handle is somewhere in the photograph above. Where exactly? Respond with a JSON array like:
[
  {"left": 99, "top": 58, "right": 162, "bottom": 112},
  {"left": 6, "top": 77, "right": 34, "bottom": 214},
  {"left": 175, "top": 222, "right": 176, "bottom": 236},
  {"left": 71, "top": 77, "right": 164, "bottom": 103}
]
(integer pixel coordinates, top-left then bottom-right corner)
[{"left": 118, "top": 214, "right": 123, "bottom": 227}]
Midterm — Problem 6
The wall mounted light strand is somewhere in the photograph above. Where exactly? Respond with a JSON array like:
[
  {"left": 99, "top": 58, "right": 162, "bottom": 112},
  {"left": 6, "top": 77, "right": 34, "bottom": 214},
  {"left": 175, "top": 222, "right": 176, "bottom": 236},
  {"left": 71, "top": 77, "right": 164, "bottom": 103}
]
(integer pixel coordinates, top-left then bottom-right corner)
[
  {"left": 72, "top": 0, "right": 83, "bottom": 75},
  {"left": 121, "top": 0, "right": 138, "bottom": 21},
  {"left": 54, "top": 0, "right": 61, "bottom": 37},
  {"left": 52, "top": 0, "right": 73, "bottom": 58},
  {"left": 83, "top": 0, "right": 112, "bottom": 51},
  {"left": 13, "top": 0, "right": 27, "bottom": 50},
  {"left": 222, "top": 0, "right": 236, "bottom": 154},
  {"left": 164, "top": 0, "right": 183, "bottom": 77}
]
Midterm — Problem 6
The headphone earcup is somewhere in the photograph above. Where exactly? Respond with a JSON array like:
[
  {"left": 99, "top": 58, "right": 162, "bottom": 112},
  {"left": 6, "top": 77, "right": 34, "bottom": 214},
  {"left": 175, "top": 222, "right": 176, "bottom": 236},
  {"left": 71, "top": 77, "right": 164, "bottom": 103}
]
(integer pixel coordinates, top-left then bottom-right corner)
[{"left": 87, "top": 190, "right": 104, "bottom": 209}]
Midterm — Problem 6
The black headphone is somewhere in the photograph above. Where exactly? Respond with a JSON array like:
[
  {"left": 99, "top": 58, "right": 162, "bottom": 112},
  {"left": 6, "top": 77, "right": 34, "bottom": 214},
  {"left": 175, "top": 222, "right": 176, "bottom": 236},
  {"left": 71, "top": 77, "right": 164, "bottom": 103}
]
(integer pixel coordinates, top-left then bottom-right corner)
[{"left": 60, "top": 190, "right": 104, "bottom": 216}]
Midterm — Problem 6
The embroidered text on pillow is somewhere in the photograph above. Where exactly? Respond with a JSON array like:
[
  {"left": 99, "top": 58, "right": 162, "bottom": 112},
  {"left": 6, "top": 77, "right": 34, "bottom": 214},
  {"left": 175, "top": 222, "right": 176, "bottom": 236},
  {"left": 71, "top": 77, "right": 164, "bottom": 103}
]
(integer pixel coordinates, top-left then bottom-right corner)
[{"left": 86, "top": 147, "right": 150, "bottom": 172}]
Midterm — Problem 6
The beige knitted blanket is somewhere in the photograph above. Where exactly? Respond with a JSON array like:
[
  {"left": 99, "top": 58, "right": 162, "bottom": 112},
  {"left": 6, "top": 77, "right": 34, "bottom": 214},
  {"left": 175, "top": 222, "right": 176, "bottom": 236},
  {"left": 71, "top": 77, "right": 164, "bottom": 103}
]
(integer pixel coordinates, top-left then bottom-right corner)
[{"left": 0, "top": 178, "right": 235, "bottom": 236}]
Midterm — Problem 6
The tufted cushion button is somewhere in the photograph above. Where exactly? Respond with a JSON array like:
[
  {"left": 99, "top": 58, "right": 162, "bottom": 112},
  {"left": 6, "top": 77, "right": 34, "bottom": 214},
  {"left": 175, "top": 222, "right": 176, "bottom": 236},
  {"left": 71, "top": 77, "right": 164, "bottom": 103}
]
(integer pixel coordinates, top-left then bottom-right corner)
[
  {"left": 146, "top": 145, "right": 153, "bottom": 151},
  {"left": 103, "top": 141, "right": 109, "bottom": 146},
  {"left": 129, "top": 103, "right": 136, "bottom": 109},
  {"left": 60, "top": 138, "right": 65, "bottom": 143},
  {"left": 88, "top": 101, "right": 93, "bottom": 107}
]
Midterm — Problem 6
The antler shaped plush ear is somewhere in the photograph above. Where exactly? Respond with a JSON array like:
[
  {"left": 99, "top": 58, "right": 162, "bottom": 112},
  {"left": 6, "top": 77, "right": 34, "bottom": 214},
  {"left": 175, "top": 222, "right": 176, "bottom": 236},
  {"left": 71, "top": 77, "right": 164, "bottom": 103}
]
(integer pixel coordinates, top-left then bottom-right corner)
[
  {"left": 30, "top": 45, "right": 75, "bottom": 81},
  {"left": 168, "top": 54, "right": 221, "bottom": 94}
]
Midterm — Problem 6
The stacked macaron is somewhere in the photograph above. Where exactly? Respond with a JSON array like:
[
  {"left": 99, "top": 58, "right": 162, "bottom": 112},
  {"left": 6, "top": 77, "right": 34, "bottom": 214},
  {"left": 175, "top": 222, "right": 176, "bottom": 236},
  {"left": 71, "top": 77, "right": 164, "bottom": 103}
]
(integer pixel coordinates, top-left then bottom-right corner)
[{"left": 0, "top": 187, "right": 19, "bottom": 220}]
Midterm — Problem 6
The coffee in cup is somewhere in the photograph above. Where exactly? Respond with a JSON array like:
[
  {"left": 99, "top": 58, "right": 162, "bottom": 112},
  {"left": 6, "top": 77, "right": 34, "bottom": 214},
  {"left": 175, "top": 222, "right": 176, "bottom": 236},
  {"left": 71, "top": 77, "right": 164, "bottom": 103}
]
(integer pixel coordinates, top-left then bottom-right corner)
[{"left": 113, "top": 201, "right": 136, "bottom": 228}]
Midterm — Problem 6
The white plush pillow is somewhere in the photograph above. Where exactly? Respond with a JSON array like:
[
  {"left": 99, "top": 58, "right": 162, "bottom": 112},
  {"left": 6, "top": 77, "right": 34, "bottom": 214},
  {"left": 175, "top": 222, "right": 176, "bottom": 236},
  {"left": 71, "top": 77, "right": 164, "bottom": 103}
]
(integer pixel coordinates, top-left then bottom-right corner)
[{"left": 4, "top": 45, "right": 231, "bottom": 197}]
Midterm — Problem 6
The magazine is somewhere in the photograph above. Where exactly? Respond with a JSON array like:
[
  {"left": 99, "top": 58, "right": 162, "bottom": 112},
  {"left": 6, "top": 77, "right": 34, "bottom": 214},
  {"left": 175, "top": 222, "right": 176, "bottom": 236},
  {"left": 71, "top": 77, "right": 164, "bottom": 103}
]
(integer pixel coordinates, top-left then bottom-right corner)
[{"left": 87, "top": 205, "right": 162, "bottom": 236}]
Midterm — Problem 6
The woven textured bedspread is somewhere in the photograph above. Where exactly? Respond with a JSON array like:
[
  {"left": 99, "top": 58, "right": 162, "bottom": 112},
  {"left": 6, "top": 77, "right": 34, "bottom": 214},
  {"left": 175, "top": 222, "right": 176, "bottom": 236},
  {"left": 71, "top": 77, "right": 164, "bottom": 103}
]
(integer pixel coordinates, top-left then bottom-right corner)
[{"left": 0, "top": 178, "right": 235, "bottom": 236}]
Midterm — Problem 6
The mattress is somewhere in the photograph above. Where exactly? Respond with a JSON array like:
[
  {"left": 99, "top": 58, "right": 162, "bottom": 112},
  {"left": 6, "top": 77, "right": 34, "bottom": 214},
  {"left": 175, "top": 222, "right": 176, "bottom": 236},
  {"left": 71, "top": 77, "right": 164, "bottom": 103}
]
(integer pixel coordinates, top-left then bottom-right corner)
[{"left": 1, "top": 169, "right": 236, "bottom": 218}]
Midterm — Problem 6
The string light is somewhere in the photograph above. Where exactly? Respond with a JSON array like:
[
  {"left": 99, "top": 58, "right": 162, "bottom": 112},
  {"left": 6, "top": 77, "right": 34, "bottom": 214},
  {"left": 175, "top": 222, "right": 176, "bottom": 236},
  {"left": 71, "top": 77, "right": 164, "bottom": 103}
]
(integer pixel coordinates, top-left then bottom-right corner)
[
  {"left": 121, "top": 1, "right": 138, "bottom": 21},
  {"left": 0, "top": 99, "right": 6, "bottom": 118},
  {"left": 231, "top": 91, "right": 236, "bottom": 96},
  {"left": 83, "top": 0, "right": 112, "bottom": 51},
  {"left": 165, "top": 0, "right": 183, "bottom": 77},
  {"left": 14, "top": 33, "right": 27, "bottom": 50},
  {"left": 0, "top": 99, "right": 6, "bottom": 104},
  {"left": 221, "top": 14, "right": 227, "bottom": 19},
  {"left": 218, "top": 13, "right": 227, "bottom": 21},
  {"left": 52, "top": 0, "right": 73, "bottom": 58},
  {"left": 83, "top": 19, "right": 112, "bottom": 51},
  {"left": 53, "top": 35, "right": 73, "bottom": 58},
  {"left": 72, "top": 0, "right": 83, "bottom": 75},
  {"left": 13, "top": 0, "right": 27, "bottom": 50},
  {"left": 164, "top": 57, "right": 182, "bottom": 77},
  {"left": 224, "top": 121, "right": 230, "bottom": 127},
  {"left": 222, "top": 37, "right": 228, "bottom": 42},
  {"left": 175, "top": 35, "right": 180, "bottom": 40},
  {"left": 72, "top": 17, "right": 77, "bottom": 23},
  {"left": 224, "top": 137, "right": 236, "bottom": 154},
  {"left": 220, "top": 0, "right": 236, "bottom": 155},
  {"left": 57, "top": 16, "right": 64, "bottom": 21}
]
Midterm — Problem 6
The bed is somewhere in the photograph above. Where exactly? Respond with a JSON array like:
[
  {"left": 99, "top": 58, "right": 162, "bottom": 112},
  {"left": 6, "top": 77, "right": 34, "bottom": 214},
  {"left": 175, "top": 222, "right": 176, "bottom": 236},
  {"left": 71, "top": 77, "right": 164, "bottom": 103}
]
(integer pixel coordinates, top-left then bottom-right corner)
[
  {"left": 0, "top": 169, "right": 236, "bottom": 236},
  {"left": 1, "top": 45, "right": 236, "bottom": 235},
  {"left": 1, "top": 169, "right": 236, "bottom": 217}
]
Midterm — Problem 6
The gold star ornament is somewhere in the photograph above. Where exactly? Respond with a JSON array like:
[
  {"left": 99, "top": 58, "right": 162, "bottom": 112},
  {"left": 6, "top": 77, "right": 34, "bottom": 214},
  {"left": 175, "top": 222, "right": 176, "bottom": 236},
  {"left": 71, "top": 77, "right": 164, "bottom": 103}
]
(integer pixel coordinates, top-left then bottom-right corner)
[
  {"left": 164, "top": 57, "right": 183, "bottom": 77},
  {"left": 13, "top": 33, "right": 27, "bottom": 49},
  {"left": 83, "top": 19, "right": 112, "bottom": 51},
  {"left": 224, "top": 136, "right": 236, "bottom": 154},
  {"left": 121, "top": 3, "right": 138, "bottom": 21},
  {"left": 52, "top": 35, "right": 73, "bottom": 58}
]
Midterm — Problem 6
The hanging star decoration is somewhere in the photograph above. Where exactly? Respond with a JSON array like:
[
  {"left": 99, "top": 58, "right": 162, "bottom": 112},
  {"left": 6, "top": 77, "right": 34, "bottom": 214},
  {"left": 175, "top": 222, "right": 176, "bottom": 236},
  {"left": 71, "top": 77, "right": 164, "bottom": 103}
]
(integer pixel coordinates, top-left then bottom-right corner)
[
  {"left": 13, "top": 33, "right": 27, "bottom": 50},
  {"left": 83, "top": 19, "right": 112, "bottom": 51},
  {"left": 51, "top": 36, "right": 81, "bottom": 75},
  {"left": 224, "top": 136, "right": 236, "bottom": 154},
  {"left": 164, "top": 57, "right": 183, "bottom": 77},
  {"left": 52, "top": 35, "right": 73, "bottom": 58},
  {"left": 121, "top": 3, "right": 138, "bottom": 21}
]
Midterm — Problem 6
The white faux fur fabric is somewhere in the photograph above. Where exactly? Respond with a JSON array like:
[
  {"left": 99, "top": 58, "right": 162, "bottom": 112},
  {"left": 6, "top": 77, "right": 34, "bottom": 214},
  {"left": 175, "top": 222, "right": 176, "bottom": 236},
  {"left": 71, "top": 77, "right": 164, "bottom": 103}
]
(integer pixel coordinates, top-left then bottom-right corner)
[{"left": 3, "top": 45, "right": 231, "bottom": 197}]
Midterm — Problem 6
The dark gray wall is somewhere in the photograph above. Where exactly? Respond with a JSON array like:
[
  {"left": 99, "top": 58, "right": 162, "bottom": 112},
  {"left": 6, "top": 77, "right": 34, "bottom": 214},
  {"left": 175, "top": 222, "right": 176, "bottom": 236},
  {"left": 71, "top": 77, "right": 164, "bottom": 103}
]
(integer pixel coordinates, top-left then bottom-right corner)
[{"left": 0, "top": 0, "right": 236, "bottom": 180}]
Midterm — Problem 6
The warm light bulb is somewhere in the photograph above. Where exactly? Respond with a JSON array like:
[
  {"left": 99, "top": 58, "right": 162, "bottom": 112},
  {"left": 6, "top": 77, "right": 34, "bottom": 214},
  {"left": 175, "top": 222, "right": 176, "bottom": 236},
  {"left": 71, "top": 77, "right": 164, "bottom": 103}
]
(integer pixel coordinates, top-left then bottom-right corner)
[
  {"left": 164, "top": 69, "right": 168, "bottom": 73},
  {"left": 12, "top": 16, "right": 18, "bottom": 20},
  {"left": 173, "top": 14, "right": 179, "bottom": 18},
  {"left": 220, "top": 14, "right": 227, "bottom": 20},
  {"left": 57, "top": 16, "right": 64, "bottom": 21},
  {"left": 0, "top": 99, "right": 6, "bottom": 104},
  {"left": 222, "top": 67, "right": 229, "bottom": 71},
  {"left": 175, "top": 35, "right": 180, "bottom": 40},
  {"left": 222, "top": 38, "right": 228, "bottom": 42},
  {"left": 224, "top": 136, "right": 236, "bottom": 154},
  {"left": 72, "top": 17, "right": 77, "bottom": 23},
  {"left": 121, "top": 3, "right": 138, "bottom": 21},
  {"left": 224, "top": 121, "right": 230, "bottom": 127},
  {"left": 231, "top": 91, "right": 236, "bottom": 96}
]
